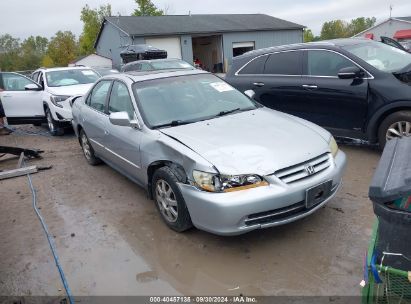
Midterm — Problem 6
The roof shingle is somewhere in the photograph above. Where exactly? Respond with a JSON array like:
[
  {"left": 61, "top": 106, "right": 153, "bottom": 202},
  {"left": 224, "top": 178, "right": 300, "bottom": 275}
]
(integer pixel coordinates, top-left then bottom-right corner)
[{"left": 105, "top": 14, "right": 304, "bottom": 37}]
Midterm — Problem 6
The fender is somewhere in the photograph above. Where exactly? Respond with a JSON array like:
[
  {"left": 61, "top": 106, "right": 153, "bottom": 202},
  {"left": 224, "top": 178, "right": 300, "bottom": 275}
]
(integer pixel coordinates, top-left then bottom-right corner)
[{"left": 366, "top": 101, "right": 411, "bottom": 142}]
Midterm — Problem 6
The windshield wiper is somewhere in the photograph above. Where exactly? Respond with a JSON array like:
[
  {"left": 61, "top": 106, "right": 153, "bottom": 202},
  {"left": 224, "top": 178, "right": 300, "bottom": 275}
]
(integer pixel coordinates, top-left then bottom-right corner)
[
  {"left": 152, "top": 120, "right": 194, "bottom": 129},
  {"left": 216, "top": 108, "right": 241, "bottom": 117}
]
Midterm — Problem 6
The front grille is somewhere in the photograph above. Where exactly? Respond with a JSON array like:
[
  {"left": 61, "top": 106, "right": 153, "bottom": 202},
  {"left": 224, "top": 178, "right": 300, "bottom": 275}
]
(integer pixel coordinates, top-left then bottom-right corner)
[
  {"left": 273, "top": 153, "right": 331, "bottom": 184},
  {"left": 244, "top": 183, "right": 338, "bottom": 226}
]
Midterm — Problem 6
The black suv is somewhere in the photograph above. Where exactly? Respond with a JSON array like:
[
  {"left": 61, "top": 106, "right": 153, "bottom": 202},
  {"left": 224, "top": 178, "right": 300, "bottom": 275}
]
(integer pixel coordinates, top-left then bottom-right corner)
[{"left": 225, "top": 38, "right": 411, "bottom": 148}]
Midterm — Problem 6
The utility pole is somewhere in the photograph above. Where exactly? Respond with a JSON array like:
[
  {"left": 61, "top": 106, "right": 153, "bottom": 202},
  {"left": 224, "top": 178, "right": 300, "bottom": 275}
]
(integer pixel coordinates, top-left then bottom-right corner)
[{"left": 389, "top": 4, "right": 393, "bottom": 18}]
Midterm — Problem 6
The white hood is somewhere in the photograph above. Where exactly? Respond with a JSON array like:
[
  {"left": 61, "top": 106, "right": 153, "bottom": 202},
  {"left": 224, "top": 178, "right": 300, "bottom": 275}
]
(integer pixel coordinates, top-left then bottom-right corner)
[{"left": 47, "top": 83, "right": 93, "bottom": 96}]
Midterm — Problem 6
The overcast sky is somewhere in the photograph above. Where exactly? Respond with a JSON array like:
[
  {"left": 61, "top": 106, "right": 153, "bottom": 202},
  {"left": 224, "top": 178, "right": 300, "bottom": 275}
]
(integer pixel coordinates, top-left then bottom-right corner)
[{"left": 1, "top": 0, "right": 410, "bottom": 40}]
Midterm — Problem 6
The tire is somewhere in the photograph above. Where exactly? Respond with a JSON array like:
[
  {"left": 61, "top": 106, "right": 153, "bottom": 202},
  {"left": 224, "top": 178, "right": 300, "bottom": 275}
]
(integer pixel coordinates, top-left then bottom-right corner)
[
  {"left": 46, "top": 108, "right": 64, "bottom": 136},
  {"left": 79, "top": 129, "right": 101, "bottom": 166},
  {"left": 378, "top": 111, "right": 411, "bottom": 149},
  {"left": 152, "top": 166, "right": 193, "bottom": 232}
]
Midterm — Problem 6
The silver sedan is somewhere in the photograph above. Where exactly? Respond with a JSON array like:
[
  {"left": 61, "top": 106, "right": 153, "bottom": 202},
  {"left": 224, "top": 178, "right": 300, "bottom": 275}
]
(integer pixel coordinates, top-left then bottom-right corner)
[{"left": 72, "top": 69, "right": 346, "bottom": 236}]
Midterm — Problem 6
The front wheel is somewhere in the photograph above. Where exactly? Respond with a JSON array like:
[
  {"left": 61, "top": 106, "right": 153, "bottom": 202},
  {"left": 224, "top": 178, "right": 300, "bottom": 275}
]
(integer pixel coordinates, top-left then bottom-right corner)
[
  {"left": 46, "top": 108, "right": 64, "bottom": 136},
  {"left": 378, "top": 111, "right": 411, "bottom": 149},
  {"left": 152, "top": 167, "right": 193, "bottom": 232},
  {"left": 80, "top": 129, "right": 101, "bottom": 166}
]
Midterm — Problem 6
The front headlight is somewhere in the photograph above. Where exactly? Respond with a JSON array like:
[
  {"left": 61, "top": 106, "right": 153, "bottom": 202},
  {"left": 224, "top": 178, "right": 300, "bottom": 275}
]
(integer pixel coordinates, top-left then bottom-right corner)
[
  {"left": 192, "top": 170, "right": 268, "bottom": 193},
  {"left": 50, "top": 95, "right": 71, "bottom": 108},
  {"left": 329, "top": 136, "right": 339, "bottom": 157}
]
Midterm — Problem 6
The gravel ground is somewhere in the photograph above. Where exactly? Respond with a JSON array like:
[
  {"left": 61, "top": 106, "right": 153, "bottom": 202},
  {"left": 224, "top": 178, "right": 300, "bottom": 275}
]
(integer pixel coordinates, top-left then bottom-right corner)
[{"left": 0, "top": 125, "right": 381, "bottom": 297}]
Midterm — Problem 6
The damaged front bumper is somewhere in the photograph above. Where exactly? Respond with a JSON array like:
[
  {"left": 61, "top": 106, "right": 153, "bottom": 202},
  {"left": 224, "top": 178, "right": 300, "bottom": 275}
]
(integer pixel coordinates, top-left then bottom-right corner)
[{"left": 178, "top": 150, "right": 346, "bottom": 236}]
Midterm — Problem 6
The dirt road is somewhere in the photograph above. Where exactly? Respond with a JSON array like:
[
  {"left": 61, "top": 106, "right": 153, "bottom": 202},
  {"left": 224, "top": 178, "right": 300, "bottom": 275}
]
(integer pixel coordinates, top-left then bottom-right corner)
[{"left": 0, "top": 126, "right": 380, "bottom": 296}]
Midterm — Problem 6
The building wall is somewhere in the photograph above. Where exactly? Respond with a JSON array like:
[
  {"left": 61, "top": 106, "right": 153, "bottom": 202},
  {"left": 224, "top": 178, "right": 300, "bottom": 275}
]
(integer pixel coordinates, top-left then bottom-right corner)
[
  {"left": 180, "top": 35, "right": 193, "bottom": 64},
  {"left": 96, "top": 22, "right": 133, "bottom": 69},
  {"left": 96, "top": 23, "right": 303, "bottom": 71},
  {"left": 222, "top": 29, "right": 303, "bottom": 68},
  {"left": 355, "top": 19, "right": 411, "bottom": 40}
]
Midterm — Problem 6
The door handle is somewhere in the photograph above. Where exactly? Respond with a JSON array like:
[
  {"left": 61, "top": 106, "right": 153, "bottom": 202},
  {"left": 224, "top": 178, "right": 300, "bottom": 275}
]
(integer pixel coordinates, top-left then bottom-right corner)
[
  {"left": 302, "top": 84, "right": 318, "bottom": 89},
  {"left": 253, "top": 82, "right": 265, "bottom": 87},
  {"left": 104, "top": 130, "right": 109, "bottom": 135}
]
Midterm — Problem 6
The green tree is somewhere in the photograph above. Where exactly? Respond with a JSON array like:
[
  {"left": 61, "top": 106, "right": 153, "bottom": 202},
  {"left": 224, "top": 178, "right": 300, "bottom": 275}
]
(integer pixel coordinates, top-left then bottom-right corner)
[
  {"left": 0, "top": 34, "right": 21, "bottom": 71},
  {"left": 347, "top": 17, "right": 376, "bottom": 36},
  {"left": 41, "top": 54, "right": 54, "bottom": 68},
  {"left": 47, "top": 31, "right": 78, "bottom": 67},
  {"left": 132, "top": 0, "right": 164, "bottom": 16},
  {"left": 304, "top": 29, "right": 315, "bottom": 42},
  {"left": 19, "top": 36, "right": 49, "bottom": 70},
  {"left": 320, "top": 20, "right": 349, "bottom": 40},
  {"left": 79, "top": 4, "right": 112, "bottom": 55}
]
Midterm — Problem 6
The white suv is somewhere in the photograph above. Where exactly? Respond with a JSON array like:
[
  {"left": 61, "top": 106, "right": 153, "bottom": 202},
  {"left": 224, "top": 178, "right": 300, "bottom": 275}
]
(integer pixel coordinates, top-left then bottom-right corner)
[{"left": 30, "top": 67, "right": 100, "bottom": 135}]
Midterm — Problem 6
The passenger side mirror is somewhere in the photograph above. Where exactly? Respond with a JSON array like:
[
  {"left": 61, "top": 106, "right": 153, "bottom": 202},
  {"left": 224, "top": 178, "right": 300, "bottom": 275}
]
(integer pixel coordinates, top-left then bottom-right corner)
[
  {"left": 244, "top": 89, "right": 256, "bottom": 99},
  {"left": 338, "top": 67, "right": 364, "bottom": 79},
  {"left": 109, "top": 111, "right": 141, "bottom": 129},
  {"left": 25, "top": 83, "right": 42, "bottom": 91}
]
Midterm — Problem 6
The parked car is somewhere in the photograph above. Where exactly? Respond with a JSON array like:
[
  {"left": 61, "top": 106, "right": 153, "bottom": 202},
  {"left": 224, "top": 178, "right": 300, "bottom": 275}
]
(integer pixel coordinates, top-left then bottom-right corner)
[
  {"left": 29, "top": 67, "right": 100, "bottom": 135},
  {"left": 225, "top": 38, "right": 411, "bottom": 148},
  {"left": 120, "top": 44, "right": 167, "bottom": 64},
  {"left": 121, "top": 59, "right": 194, "bottom": 72},
  {"left": 93, "top": 67, "right": 120, "bottom": 76},
  {"left": 380, "top": 36, "right": 411, "bottom": 53},
  {"left": 71, "top": 69, "right": 346, "bottom": 236},
  {"left": 0, "top": 72, "right": 44, "bottom": 125}
]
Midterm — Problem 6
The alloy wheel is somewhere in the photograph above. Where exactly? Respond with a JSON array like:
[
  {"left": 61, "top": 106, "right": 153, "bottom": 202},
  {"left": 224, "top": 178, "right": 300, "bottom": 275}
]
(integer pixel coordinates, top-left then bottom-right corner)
[
  {"left": 386, "top": 121, "right": 411, "bottom": 141},
  {"left": 47, "top": 111, "right": 55, "bottom": 133},
  {"left": 155, "top": 179, "right": 178, "bottom": 223},
  {"left": 81, "top": 134, "right": 91, "bottom": 160}
]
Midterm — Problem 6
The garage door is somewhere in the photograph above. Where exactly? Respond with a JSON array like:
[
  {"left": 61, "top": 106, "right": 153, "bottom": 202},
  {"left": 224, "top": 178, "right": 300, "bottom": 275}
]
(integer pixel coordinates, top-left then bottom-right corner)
[{"left": 145, "top": 37, "right": 182, "bottom": 59}]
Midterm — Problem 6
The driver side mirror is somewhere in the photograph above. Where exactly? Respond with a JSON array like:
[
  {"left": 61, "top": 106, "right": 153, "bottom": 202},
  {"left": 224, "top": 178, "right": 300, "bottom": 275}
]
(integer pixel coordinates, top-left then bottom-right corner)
[
  {"left": 25, "top": 83, "right": 42, "bottom": 91},
  {"left": 109, "top": 111, "right": 141, "bottom": 129},
  {"left": 244, "top": 89, "right": 256, "bottom": 99},
  {"left": 338, "top": 66, "right": 364, "bottom": 79}
]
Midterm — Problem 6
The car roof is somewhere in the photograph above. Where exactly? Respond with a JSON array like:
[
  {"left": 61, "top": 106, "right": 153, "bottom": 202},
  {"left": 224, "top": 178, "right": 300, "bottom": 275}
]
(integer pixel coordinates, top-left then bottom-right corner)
[
  {"left": 104, "top": 69, "right": 209, "bottom": 83},
  {"left": 237, "top": 37, "right": 374, "bottom": 58},
  {"left": 35, "top": 66, "right": 96, "bottom": 72},
  {"left": 123, "top": 58, "right": 189, "bottom": 66}
]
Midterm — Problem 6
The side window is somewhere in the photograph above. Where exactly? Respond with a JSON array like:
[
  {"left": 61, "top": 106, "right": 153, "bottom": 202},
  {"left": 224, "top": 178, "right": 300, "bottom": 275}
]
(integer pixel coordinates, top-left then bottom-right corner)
[
  {"left": 88, "top": 80, "right": 112, "bottom": 112},
  {"left": 31, "top": 72, "right": 39, "bottom": 82},
  {"left": 125, "top": 63, "right": 140, "bottom": 72},
  {"left": 1, "top": 73, "right": 36, "bottom": 91},
  {"left": 307, "top": 50, "right": 356, "bottom": 77},
  {"left": 108, "top": 81, "right": 135, "bottom": 119},
  {"left": 238, "top": 55, "right": 268, "bottom": 74},
  {"left": 140, "top": 63, "right": 152, "bottom": 71},
  {"left": 264, "top": 51, "right": 302, "bottom": 75}
]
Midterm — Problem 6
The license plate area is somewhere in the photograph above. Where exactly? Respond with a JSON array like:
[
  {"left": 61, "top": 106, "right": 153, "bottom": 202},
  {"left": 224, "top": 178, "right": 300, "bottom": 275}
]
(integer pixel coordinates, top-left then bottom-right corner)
[{"left": 305, "top": 180, "right": 332, "bottom": 209}]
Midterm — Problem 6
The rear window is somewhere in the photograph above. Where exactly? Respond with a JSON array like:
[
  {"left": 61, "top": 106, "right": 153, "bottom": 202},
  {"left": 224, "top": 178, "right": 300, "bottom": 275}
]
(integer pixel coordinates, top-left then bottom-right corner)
[
  {"left": 264, "top": 51, "right": 302, "bottom": 75},
  {"left": 237, "top": 55, "right": 268, "bottom": 74}
]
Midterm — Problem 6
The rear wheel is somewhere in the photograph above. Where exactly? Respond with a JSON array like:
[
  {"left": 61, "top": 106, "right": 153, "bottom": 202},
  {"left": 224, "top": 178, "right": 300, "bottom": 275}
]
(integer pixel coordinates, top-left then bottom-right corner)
[
  {"left": 46, "top": 108, "right": 64, "bottom": 136},
  {"left": 80, "top": 129, "right": 101, "bottom": 166},
  {"left": 152, "top": 166, "right": 193, "bottom": 232},
  {"left": 378, "top": 111, "right": 411, "bottom": 149}
]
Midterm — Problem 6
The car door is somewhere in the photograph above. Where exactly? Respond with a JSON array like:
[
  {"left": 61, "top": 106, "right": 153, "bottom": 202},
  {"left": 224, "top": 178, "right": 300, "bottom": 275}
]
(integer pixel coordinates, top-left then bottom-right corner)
[
  {"left": 103, "top": 80, "right": 143, "bottom": 181},
  {"left": 254, "top": 50, "right": 307, "bottom": 115},
  {"left": 0, "top": 73, "right": 44, "bottom": 118},
  {"left": 299, "top": 49, "right": 369, "bottom": 131},
  {"left": 82, "top": 80, "right": 112, "bottom": 157}
]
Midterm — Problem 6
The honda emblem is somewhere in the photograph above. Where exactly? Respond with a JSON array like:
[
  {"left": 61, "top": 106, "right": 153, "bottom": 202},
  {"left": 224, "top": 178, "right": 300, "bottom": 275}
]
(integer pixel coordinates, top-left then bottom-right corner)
[{"left": 305, "top": 164, "right": 315, "bottom": 175}]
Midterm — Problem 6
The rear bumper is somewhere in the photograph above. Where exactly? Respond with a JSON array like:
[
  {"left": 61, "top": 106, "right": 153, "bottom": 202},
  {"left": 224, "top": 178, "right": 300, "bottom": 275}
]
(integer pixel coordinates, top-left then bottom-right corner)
[{"left": 178, "top": 150, "right": 347, "bottom": 236}]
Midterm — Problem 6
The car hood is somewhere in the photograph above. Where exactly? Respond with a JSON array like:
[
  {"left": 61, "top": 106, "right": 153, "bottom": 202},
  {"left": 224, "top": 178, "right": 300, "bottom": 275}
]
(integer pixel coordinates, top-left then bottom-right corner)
[
  {"left": 160, "top": 108, "right": 331, "bottom": 175},
  {"left": 47, "top": 83, "right": 93, "bottom": 96}
]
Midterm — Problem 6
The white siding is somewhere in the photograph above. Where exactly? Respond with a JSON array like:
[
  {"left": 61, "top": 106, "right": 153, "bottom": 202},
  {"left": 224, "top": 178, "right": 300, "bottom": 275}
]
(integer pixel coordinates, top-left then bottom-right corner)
[{"left": 145, "top": 37, "right": 182, "bottom": 59}]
